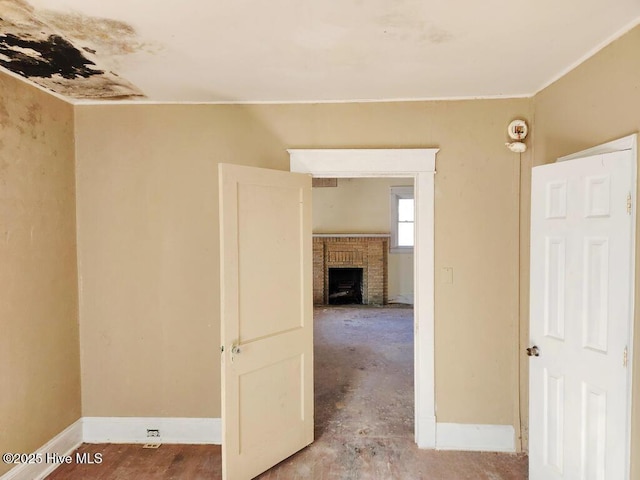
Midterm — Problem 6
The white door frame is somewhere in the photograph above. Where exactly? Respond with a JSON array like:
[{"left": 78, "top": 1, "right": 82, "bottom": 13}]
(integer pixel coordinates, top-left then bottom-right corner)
[{"left": 289, "top": 148, "right": 438, "bottom": 448}]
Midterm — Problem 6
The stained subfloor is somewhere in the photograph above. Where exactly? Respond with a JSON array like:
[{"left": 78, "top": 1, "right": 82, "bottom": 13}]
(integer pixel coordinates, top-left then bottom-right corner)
[
  {"left": 45, "top": 306, "right": 527, "bottom": 479},
  {"left": 256, "top": 306, "right": 527, "bottom": 479}
]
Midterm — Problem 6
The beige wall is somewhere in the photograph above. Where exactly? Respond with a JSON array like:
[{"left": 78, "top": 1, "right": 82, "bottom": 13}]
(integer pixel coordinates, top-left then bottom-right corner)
[
  {"left": 74, "top": 105, "right": 287, "bottom": 417},
  {"left": 75, "top": 99, "right": 530, "bottom": 438},
  {"left": 313, "top": 177, "right": 410, "bottom": 233},
  {"left": 531, "top": 24, "right": 640, "bottom": 474},
  {"left": 312, "top": 177, "right": 414, "bottom": 301},
  {"left": 0, "top": 76, "right": 80, "bottom": 476}
]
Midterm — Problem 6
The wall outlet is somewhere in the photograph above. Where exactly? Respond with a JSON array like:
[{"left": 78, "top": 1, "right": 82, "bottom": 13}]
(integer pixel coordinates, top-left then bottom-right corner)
[{"left": 146, "top": 429, "right": 160, "bottom": 438}]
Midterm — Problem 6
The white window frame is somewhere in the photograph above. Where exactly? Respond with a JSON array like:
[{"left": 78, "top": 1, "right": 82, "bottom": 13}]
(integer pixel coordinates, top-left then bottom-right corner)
[{"left": 390, "top": 186, "right": 414, "bottom": 253}]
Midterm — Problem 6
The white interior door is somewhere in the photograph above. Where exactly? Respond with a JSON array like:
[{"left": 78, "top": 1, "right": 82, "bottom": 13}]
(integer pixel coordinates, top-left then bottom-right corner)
[
  {"left": 529, "top": 150, "right": 634, "bottom": 480},
  {"left": 219, "top": 164, "right": 313, "bottom": 480}
]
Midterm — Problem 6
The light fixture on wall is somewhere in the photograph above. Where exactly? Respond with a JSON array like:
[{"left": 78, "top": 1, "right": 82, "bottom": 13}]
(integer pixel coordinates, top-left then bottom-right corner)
[{"left": 505, "top": 119, "right": 528, "bottom": 153}]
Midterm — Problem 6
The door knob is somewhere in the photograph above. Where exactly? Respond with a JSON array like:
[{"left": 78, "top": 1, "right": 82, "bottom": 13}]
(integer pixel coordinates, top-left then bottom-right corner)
[
  {"left": 230, "top": 343, "right": 241, "bottom": 363},
  {"left": 526, "top": 345, "right": 540, "bottom": 357}
]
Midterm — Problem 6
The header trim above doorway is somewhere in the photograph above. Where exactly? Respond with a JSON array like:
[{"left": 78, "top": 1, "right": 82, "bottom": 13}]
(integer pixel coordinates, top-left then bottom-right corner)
[{"left": 288, "top": 148, "right": 438, "bottom": 177}]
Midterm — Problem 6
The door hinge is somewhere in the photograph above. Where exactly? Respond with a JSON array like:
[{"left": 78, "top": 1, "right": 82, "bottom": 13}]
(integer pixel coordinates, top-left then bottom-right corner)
[
  {"left": 627, "top": 193, "right": 632, "bottom": 215},
  {"left": 623, "top": 346, "right": 628, "bottom": 367}
]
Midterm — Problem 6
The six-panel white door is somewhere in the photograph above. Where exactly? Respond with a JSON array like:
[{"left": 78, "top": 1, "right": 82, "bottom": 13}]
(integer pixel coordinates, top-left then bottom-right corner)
[
  {"left": 219, "top": 164, "right": 314, "bottom": 480},
  {"left": 529, "top": 151, "right": 633, "bottom": 480}
]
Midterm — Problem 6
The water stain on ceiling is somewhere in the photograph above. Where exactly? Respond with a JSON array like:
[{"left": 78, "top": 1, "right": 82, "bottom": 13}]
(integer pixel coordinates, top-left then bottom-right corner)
[
  {"left": 0, "top": 0, "right": 144, "bottom": 99},
  {"left": 0, "top": 33, "right": 102, "bottom": 78}
]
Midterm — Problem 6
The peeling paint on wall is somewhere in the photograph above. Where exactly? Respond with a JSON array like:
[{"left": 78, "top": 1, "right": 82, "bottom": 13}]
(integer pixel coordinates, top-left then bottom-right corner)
[{"left": 0, "top": 0, "right": 144, "bottom": 99}]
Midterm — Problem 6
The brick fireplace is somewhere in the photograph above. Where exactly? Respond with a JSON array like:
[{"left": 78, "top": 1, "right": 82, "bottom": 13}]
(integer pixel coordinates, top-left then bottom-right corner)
[{"left": 313, "top": 234, "right": 388, "bottom": 305}]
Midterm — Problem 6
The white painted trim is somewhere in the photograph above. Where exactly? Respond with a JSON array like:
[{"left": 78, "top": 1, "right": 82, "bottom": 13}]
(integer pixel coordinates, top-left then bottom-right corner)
[
  {"left": 436, "top": 423, "right": 516, "bottom": 452},
  {"left": 557, "top": 133, "right": 638, "bottom": 162},
  {"left": 71, "top": 93, "right": 533, "bottom": 106},
  {"left": 414, "top": 171, "right": 436, "bottom": 448},
  {"left": 417, "top": 415, "right": 437, "bottom": 449},
  {"left": 289, "top": 149, "right": 437, "bottom": 176},
  {"left": 388, "top": 293, "right": 414, "bottom": 305},
  {"left": 82, "top": 417, "right": 221, "bottom": 445},
  {"left": 0, "top": 420, "right": 82, "bottom": 480},
  {"left": 289, "top": 148, "right": 437, "bottom": 449}
]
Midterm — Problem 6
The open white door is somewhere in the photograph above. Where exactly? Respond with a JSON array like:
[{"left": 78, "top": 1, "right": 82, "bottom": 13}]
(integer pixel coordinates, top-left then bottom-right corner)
[
  {"left": 219, "top": 164, "right": 313, "bottom": 480},
  {"left": 529, "top": 150, "right": 634, "bottom": 479}
]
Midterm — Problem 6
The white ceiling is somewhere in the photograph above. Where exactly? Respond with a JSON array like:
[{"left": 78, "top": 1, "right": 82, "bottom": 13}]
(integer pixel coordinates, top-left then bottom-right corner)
[{"left": 2, "top": 0, "right": 640, "bottom": 103}]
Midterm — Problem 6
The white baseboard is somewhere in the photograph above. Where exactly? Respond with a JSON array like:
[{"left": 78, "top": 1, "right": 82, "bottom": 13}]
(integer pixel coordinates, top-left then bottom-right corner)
[
  {"left": 388, "top": 293, "right": 414, "bottom": 305},
  {"left": 436, "top": 423, "right": 515, "bottom": 452},
  {"left": 1, "top": 420, "right": 82, "bottom": 480},
  {"left": 416, "top": 415, "right": 436, "bottom": 448},
  {"left": 1, "top": 418, "right": 511, "bottom": 479},
  {"left": 82, "top": 417, "right": 221, "bottom": 445}
]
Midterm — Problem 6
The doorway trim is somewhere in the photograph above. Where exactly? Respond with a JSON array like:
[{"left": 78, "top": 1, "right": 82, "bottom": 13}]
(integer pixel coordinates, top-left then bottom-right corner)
[{"left": 289, "top": 148, "right": 438, "bottom": 448}]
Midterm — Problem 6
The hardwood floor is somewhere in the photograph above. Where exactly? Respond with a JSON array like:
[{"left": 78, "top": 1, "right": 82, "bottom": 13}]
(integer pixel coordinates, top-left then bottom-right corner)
[
  {"left": 45, "top": 306, "right": 528, "bottom": 479},
  {"left": 45, "top": 444, "right": 220, "bottom": 480}
]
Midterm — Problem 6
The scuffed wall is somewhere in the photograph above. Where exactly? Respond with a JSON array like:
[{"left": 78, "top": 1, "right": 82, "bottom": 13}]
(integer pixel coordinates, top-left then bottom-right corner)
[{"left": 0, "top": 71, "right": 80, "bottom": 476}]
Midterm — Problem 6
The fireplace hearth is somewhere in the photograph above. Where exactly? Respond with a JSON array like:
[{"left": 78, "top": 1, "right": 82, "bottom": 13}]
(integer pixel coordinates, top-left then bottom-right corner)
[
  {"left": 328, "top": 267, "right": 363, "bottom": 305},
  {"left": 313, "top": 234, "right": 388, "bottom": 305}
]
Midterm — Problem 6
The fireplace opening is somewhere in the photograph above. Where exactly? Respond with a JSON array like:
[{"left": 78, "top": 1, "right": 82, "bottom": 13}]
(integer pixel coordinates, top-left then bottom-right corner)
[{"left": 328, "top": 268, "right": 363, "bottom": 305}]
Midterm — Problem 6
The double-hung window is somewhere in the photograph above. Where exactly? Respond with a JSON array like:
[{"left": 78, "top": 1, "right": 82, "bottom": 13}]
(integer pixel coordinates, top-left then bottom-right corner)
[{"left": 390, "top": 186, "right": 414, "bottom": 253}]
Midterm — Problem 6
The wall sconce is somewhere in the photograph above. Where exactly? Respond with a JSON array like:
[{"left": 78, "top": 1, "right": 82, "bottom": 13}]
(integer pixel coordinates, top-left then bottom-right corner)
[{"left": 506, "top": 119, "right": 528, "bottom": 153}]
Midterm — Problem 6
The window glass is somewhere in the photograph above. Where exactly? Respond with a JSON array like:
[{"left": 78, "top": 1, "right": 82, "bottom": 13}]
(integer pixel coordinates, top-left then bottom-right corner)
[
  {"left": 390, "top": 185, "right": 414, "bottom": 252},
  {"left": 398, "top": 222, "right": 414, "bottom": 246},
  {"left": 398, "top": 198, "right": 414, "bottom": 222}
]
